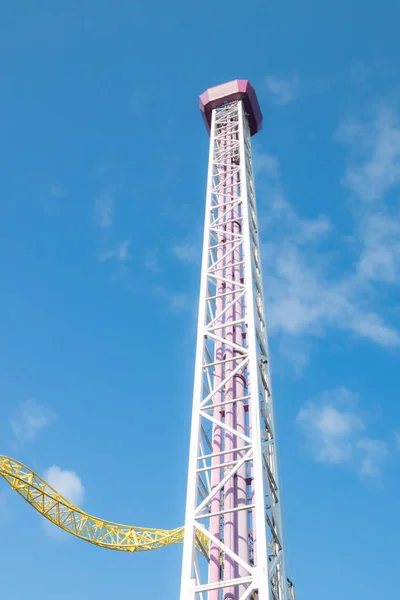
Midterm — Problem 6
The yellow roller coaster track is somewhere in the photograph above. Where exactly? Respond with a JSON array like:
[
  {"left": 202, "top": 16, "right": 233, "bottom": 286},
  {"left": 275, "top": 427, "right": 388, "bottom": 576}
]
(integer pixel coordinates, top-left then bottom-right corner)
[{"left": 0, "top": 454, "right": 188, "bottom": 553}]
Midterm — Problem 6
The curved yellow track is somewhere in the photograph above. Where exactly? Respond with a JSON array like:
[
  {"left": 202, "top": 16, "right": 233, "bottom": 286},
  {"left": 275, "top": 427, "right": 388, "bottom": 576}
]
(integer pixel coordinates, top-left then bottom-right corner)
[{"left": 0, "top": 455, "right": 185, "bottom": 552}]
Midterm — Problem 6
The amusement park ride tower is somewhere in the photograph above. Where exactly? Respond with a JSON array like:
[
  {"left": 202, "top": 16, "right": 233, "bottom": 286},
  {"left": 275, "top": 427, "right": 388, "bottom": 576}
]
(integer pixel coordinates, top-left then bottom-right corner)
[{"left": 180, "top": 81, "right": 294, "bottom": 600}]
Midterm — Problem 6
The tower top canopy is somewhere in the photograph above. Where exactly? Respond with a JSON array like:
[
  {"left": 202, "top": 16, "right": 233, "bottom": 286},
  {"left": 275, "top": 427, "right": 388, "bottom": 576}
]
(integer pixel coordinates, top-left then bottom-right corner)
[{"left": 200, "top": 79, "right": 262, "bottom": 136}]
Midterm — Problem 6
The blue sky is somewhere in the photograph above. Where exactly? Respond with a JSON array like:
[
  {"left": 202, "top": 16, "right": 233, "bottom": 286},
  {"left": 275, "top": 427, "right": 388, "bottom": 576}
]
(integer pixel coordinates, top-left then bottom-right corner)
[{"left": 0, "top": 1, "right": 399, "bottom": 598}]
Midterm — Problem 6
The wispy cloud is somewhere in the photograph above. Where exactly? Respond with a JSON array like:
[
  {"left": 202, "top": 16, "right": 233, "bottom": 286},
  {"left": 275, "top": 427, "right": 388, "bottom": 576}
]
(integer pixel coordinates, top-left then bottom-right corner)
[
  {"left": 44, "top": 466, "right": 84, "bottom": 505},
  {"left": 263, "top": 240, "right": 399, "bottom": 347},
  {"left": 297, "top": 387, "right": 387, "bottom": 482},
  {"left": 172, "top": 241, "right": 200, "bottom": 265},
  {"left": 94, "top": 195, "right": 114, "bottom": 229},
  {"left": 117, "top": 240, "right": 130, "bottom": 261},
  {"left": 170, "top": 293, "right": 193, "bottom": 312},
  {"left": 130, "top": 85, "right": 153, "bottom": 116},
  {"left": 42, "top": 465, "right": 85, "bottom": 538},
  {"left": 265, "top": 75, "right": 299, "bottom": 105},
  {"left": 49, "top": 185, "right": 66, "bottom": 198},
  {"left": 337, "top": 106, "right": 400, "bottom": 202},
  {"left": 254, "top": 143, "right": 400, "bottom": 355},
  {"left": 11, "top": 400, "right": 55, "bottom": 443},
  {"left": 98, "top": 240, "right": 131, "bottom": 263},
  {"left": 253, "top": 152, "right": 280, "bottom": 177},
  {"left": 297, "top": 387, "right": 364, "bottom": 464},
  {"left": 144, "top": 249, "right": 161, "bottom": 272},
  {"left": 357, "top": 438, "right": 388, "bottom": 481},
  {"left": 277, "top": 339, "right": 310, "bottom": 376},
  {"left": 253, "top": 149, "right": 333, "bottom": 242},
  {"left": 337, "top": 106, "right": 400, "bottom": 289},
  {"left": 92, "top": 192, "right": 133, "bottom": 278},
  {"left": 154, "top": 286, "right": 194, "bottom": 314}
]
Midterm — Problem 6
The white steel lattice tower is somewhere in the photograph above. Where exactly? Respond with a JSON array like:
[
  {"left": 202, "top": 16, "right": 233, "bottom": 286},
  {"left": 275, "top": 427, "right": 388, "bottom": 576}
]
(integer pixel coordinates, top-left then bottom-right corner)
[{"left": 180, "top": 81, "right": 295, "bottom": 600}]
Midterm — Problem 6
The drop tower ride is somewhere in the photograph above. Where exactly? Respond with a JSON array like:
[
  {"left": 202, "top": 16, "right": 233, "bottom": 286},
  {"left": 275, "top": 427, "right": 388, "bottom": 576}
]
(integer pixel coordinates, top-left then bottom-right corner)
[{"left": 180, "top": 81, "right": 295, "bottom": 600}]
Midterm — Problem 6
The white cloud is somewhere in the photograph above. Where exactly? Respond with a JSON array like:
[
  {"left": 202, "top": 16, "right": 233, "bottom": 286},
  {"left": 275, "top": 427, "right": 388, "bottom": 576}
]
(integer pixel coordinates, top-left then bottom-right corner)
[
  {"left": 154, "top": 286, "right": 194, "bottom": 314},
  {"left": 98, "top": 240, "right": 131, "bottom": 263},
  {"left": 44, "top": 466, "right": 84, "bottom": 506},
  {"left": 277, "top": 339, "right": 310, "bottom": 376},
  {"left": 356, "top": 210, "right": 400, "bottom": 283},
  {"left": 117, "top": 240, "right": 130, "bottom": 261},
  {"left": 11, "top": 400, "right": 55, "bottom": 443},
  {"left": 42, "top": 465, "right": 85, "bottom": 538},
  {"left": 253, "top": 152, "right": 280, "bottom": 177},
  {"left": 172, "top": 241, "right": 200, "bottom": 265},
  {"left": 351, "top": 311, "right": 399, "bottom": 346},
  {"left": 336, "top": 107, "right": 400, "bottom": 286},
  {"left": 144, "top": 249, "right": 161, "bottom": 272},
  {"left": 297, "top": 388, "right": 364, "bottom": 464},
  {"left": 255, "top": 106, "right": 400, "bottom": 356},
  {"left": 265, "top": 75, "right": 299, "bottom": 105},
  {"left": 253, "top": 148, "right": 333, "bottom": 243},
  {"left": 254, "top": 147, "right": 400, "bottom": 351},
  {"left": 94, "top": 195, "right": 114, "bottom": 228},
  {"left": 337, "top": 106, "right": 400, "bottom": 202},
  {"left": 130, "top": 85, "right": 152, "bottom": 116},
  {"left": 170, "top": 293, "right": 192, "bottom": 312},
  {"left": 264, "top": 241, "right": 399, "bottom": 347},
  {"left": 50, "top": 185, "right": 65, "bottom": 198},
  {"left": 357, "top": 438, "right": 388, "bottom": 482},
  {"left": 297, "top": 387, "right": 387, "bottom": 481}
]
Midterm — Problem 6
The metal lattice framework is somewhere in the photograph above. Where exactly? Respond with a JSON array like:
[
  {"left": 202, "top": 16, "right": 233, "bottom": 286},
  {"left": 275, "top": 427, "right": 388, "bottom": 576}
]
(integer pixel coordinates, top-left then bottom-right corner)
[
  {"left": 180, "top": 98, "right": 294, "bottom": 600},
  {"left": 0, "top": 455, "right": 184, "bottom": 552}
]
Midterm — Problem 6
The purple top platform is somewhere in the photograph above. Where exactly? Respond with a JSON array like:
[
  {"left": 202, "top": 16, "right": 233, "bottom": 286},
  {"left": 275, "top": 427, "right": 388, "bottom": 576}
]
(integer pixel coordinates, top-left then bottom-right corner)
[{"left": 199, "top": 79, "right": 263, "bottom": 136}]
